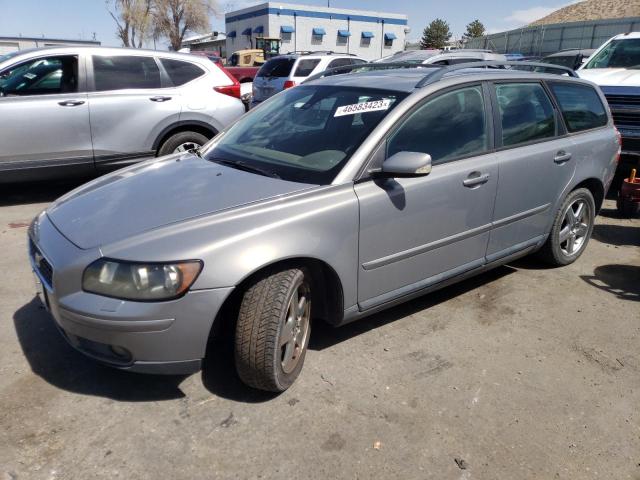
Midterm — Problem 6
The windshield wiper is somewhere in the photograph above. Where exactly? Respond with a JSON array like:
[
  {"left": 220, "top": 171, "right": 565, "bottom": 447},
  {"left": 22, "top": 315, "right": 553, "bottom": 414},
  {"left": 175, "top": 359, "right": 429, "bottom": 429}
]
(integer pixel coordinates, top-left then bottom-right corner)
[{"left": 211, "top": 158, "right": 281, "bottom": 179}]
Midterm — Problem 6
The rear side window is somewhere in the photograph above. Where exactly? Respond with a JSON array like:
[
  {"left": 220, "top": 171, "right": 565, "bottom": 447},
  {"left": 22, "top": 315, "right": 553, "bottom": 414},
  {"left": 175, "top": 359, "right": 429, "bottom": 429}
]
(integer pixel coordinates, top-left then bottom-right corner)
[
  {"left": 495, "top": 83, "right": 556, "bottom": 147},
  {"left": 388, "top": 85, "right": 488, "bottom": 164},
  {"left": 294, "top": 59, "right": 321, "bottom": 77},
  {"left": 93, "top": 55, "right": 161, "bottom": 91},
  {"left": 257, "top": 57, "right": 295, "bottom": 78},
  {"left": 160, "top": 58, "right": 204, "bottom": 86},
  {"left": 549, "top": 82, "right": 608, "bottom": 132},
  {"left": 327, "top": 58, "right": 352, "bottom": 69}
]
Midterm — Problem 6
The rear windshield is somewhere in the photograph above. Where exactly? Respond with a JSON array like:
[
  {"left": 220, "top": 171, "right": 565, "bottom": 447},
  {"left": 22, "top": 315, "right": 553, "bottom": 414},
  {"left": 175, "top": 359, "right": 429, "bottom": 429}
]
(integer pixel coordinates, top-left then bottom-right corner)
[
  {"left": 257, "top": 57, "right": 296, "bottom": 78},
  {"left": 205, "top": 85, "right": 407, "bottom": 184},
  {"left": 294, "top": 59, "right": 321, "bottom": 77},
  {"left": 584, "top": 38, "right": 640, "bottom": 69},
  {"left": 543, "top": 55, "right": 577, "bottom": 69}
]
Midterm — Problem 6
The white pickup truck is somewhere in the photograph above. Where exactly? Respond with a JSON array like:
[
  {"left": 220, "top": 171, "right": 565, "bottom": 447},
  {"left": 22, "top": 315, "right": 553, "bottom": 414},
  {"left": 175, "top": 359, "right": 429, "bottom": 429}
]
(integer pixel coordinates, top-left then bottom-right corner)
[{"left": 578, "top": 32, "right": 640, "bottom": 174}]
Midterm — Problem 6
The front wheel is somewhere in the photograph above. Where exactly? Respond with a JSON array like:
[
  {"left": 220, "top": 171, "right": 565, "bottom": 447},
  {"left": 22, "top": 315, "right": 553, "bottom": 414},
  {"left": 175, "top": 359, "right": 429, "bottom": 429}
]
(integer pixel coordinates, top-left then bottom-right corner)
[
  {"left": 538, "top": 188, "right": 595, "bottom": 266},
  {"left": 234, "top": 268, "right": 312, "bottom": 392}
]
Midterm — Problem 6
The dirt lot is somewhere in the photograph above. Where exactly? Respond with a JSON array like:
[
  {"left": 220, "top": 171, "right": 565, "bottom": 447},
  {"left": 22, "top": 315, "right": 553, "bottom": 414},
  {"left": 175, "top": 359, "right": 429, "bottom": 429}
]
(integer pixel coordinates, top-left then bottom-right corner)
[{"left": 0, "top": 180, "right": 638, "bottom": 480}]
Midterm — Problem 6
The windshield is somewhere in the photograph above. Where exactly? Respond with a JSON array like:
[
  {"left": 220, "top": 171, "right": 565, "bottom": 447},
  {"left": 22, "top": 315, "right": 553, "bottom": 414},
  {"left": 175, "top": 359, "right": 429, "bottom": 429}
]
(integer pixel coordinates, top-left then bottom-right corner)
[
  {"left": 543, "top": 55, "right": 576, "bottom": 69},
  {"left": 204, "top": 85, "right": 407, "bottom": 184},
  {"left": 584, "top": 38, "right": 640, "bottom": 69}
]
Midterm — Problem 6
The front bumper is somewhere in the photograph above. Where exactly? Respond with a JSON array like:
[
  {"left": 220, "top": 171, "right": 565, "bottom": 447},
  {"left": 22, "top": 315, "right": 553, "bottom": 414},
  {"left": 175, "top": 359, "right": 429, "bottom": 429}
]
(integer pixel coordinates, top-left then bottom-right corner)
[{"left": 29, "top": 213, "right": 233, "bottom": 375}]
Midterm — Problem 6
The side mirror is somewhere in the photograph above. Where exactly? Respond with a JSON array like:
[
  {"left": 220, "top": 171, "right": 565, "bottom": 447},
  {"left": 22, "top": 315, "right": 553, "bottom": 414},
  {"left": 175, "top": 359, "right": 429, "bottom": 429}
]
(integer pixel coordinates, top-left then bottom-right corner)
[{"left": 380, "top": 151, "right": 432, "bottom": 177}]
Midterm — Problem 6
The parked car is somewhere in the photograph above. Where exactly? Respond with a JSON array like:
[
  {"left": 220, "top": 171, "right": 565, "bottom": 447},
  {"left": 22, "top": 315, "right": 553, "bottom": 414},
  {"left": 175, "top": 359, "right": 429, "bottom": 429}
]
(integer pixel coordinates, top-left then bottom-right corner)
[
  {"left": 225, "top": 49, "right": 265, "bottom": 84},
  {"left": 543, "top": 49, "right": 596, "bottom": 70},
  {"left": 374, "top": 49, "right": 442, "bottom": 64},
  {"left": 421, "top": 50, "right": 506, "bottom": 65},
  {"left": 0, "top": 46, "right": 245, "bottom": 183},
  {"left": 251, "top": 52, "right": 366, "bottom": 107},
  {"left": 29, "top": 63, "right": 619, "bottom": 392},
  {"left": 578, "top": 33, "right": 640, "bottom": 178}
]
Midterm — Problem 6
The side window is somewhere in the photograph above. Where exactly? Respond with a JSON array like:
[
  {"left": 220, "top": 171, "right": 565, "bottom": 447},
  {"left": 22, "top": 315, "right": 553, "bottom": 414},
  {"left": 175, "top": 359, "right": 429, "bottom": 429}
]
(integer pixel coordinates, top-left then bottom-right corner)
[
  {"left": 327, "top": 58, "right": 352, "bottom": 69},
  {"left": 160, "top": 58, "right": 204, "bottom": 86},
  {"left": 293, "top": 59, "right": 321, "bottom": 77},
  {"left": 388, "top": 85, "right": 488, "bottom": 164},
  {"left": 549, "top": 82, "right": 608, "bottom": 132},
  {"left": 93, "top": 55, "right": 161, "bottom": 91},
  {"left": 495, "top": 82, "right": 556, "bottom": 147},
  {"left": 351, "top": 59, "right": 366, "bottom": 65},
  {"left": 448, "top": 58, "right": 482, "bottom": 65},
  {"left": 0, "top": 55, "right": 78, "bottom": 96}
]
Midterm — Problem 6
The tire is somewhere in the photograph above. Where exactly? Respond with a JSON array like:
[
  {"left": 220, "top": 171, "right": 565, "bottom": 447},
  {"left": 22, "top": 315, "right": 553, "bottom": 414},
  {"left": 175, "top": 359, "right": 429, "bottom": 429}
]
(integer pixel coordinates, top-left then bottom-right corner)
[
  {"left": 538, "top": 188, "right": 596, "bottom": 266},
  {"left": 234, "top": 268, "right": 312, "bottom": 392},
  {"left": 157, "top": 131, "right": 209, "bottom": 156}
]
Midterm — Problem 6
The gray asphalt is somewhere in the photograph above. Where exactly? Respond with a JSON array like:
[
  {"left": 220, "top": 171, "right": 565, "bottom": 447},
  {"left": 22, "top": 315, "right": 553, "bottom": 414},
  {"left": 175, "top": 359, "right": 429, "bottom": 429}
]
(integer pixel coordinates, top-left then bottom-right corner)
[{"left": 1, "top": 180, "right": 638, "bottom": 480}]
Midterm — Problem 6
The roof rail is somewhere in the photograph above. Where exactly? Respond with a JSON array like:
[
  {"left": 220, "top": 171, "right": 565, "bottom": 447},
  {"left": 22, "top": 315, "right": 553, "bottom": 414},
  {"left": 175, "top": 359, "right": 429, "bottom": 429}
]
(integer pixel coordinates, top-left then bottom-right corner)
[
  {"left": 414, "top": 60, "right": 578, "bottom": 88},
  {"left": 303, "top": 62, "right": 438, "bottom": 83}
]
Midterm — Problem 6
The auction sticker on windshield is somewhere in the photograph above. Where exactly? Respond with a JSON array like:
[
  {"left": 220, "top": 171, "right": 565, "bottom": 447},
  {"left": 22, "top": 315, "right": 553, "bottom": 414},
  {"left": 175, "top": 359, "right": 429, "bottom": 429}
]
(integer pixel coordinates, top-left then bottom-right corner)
[{"left": 334, "top": 99, "right": 391, "bottom": 117}]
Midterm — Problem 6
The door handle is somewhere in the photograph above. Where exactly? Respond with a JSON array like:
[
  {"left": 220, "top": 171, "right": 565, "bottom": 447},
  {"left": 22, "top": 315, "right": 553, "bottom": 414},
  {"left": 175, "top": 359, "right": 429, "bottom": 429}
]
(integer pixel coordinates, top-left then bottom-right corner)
[
  {"left": 554, "top": 151, "right": 572, "bottom": 163},
  {"left": 463, "top": 172, "right": 490, "bottom": 187},
  {"left": 58, "top": 100, "right": 85, "bottom": 107},
  {"left": 149, "top": 96, "right": 172, "bottom": 102}
]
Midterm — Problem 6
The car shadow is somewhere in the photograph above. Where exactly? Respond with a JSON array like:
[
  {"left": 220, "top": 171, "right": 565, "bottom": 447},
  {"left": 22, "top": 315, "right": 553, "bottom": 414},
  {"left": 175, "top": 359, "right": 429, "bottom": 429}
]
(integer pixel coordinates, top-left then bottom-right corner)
[
  {"left": 310, "top": 265, "right": 516, "bottom": 351},
  {"left": 0, "top": 178, "right": 92, "bottom": 207},
  {"left": 592, "top": 223, "right": 640, "bottom": 247},
  {"left": 581, "top": 264, "right": 640, "bottom": 302},
  {"left": 13, "top": 297, "right": 188, "bottom": 401}
]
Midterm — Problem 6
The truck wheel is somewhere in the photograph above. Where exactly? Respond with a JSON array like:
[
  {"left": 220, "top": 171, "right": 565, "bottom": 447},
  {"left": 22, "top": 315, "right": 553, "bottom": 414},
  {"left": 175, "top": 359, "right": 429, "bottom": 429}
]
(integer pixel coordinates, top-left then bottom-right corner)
[
  {"left": 538, "top": 188, "right": 595, "bottom": 266},
  {"left": 235, "top": 268, "right": 312, "bottom": 392},
  {"left": 158, "top": 131, "right": 209, "bottom": 156}
]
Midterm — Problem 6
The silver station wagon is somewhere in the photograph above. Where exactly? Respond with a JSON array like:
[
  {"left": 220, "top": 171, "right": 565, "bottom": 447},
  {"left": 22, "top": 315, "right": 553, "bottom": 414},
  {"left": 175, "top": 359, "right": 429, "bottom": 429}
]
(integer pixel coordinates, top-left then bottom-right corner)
[{"left": 29, "top": 62, "right": 620, "bottom": 392}]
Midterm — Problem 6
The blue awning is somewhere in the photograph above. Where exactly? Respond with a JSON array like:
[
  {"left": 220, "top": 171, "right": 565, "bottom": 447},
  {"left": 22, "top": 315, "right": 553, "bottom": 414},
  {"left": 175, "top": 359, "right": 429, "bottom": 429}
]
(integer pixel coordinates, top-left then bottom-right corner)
[
  {"left": 361, "top": 31, "right": 374, "bottom": 39},
  {"left": 227, "top": 30, "right": 237, "bottom": 38},
  {"left": 337, "top": 30, "right": 351, "bottom": 37},
  {"left": 281, "top": 25, "right": 295, "bottom": 33},
  {"left": 241, "top": 28, "right": 252, "bottom": 35},
  {"left": 312, "top": 27, "right": 326, "bottom": 36},
  {"left": 253, "top": 25, "right": 264, "bottom": 34},
  {"left": 384, "top": 32, "right": 397, "bottom": 40}
]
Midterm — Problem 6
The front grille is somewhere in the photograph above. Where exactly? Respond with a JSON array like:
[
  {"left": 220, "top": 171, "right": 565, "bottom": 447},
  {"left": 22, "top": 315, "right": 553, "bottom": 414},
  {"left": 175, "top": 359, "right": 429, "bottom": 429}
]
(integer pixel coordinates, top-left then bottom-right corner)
[
  {"left": 612, "top": 111, "right": 640, "bottom": 127},
  {"left": 605, "top": 94, "right": 640, "bottom": 107},
  {"left": 30, "top": 239, "right": 53, "bottom": 287}
]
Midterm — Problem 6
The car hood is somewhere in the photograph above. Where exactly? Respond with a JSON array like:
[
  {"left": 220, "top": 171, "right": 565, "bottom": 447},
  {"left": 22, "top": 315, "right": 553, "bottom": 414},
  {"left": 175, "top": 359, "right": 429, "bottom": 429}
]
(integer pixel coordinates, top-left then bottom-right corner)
[
  {"left": 47, "top": 153, "right": 313, "bottom": 249},
  {"left": 577, "top": 68, "right": 640, "bottom": 87}
]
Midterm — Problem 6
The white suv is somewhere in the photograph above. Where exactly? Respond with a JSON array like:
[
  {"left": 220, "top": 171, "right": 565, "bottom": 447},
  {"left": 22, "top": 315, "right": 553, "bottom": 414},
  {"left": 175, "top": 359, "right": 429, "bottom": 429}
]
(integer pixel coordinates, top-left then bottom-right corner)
[{"left": 251, "top": 52, "right": 366, "bottom": 107}]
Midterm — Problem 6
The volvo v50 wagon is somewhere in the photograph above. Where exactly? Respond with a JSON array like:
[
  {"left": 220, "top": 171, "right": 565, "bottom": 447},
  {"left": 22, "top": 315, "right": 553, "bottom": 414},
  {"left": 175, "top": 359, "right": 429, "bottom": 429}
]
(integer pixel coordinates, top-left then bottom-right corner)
[
  {"left": 28, "top": 63, "right": 620, "bottom": 391},
  {"left": 0, "top": 47, "right": 244, "bottom": 183}
]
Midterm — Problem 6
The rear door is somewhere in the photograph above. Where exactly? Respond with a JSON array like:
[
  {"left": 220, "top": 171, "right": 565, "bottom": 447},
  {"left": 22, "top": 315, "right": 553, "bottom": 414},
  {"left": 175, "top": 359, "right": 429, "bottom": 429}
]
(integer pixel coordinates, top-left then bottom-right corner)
[
  {"left": 87, "top": 54, "right": 181, "bottom": 167},
  {"left": 0, "top": 53, "right": 93, "bottom": 170},
  {"left": 252, "top": 57, "right": 296, "bottom": 103},
  {"left": 355, "top": 84, "right": 499, "bottom": 309},
  {"left": 486, "top": 81, "right": 575, "bottom": 261}
]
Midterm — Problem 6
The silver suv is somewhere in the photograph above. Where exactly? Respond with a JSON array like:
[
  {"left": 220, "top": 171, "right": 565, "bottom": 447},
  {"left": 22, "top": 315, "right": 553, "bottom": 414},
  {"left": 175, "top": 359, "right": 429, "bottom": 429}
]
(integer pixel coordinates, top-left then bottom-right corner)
[
  {"left": 251, "top": 52, "right": 365, "bottom": 107},
  {"left": 28, "top": 62, "right": 620, "bottom": 392},
  {"left": 0, "top": 46, "right": 245, "bottom": 183}
]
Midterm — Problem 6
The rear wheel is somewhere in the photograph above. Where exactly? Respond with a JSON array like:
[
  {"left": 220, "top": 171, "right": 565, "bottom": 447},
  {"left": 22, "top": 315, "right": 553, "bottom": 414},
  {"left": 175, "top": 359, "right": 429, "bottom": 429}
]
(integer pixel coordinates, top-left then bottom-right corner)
[
  {"left": 234, "top": 268, "right": 312, "bottom": 392},
  {"left": 157, "top": 131, "right": 209, "bottom": 156},
  {"left": 538, "top": 188, "right": 595, "bottom": 266}
]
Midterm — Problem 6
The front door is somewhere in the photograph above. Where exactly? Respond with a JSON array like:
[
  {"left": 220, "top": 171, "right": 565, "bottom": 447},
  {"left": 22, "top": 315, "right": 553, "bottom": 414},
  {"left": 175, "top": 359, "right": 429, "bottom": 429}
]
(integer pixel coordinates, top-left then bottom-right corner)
[
  {"left": 0, "top": 54, "right": 93, "bottom": 169},
  {"left": 355, "top": 84, "right": 498, "bottom": 310}
]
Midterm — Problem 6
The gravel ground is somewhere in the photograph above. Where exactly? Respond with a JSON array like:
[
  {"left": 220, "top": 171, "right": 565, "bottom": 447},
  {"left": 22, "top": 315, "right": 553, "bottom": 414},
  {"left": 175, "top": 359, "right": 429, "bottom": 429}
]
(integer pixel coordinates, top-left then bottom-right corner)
[{"left": 0, "top": 180, "right": 638, "bottom": 480}]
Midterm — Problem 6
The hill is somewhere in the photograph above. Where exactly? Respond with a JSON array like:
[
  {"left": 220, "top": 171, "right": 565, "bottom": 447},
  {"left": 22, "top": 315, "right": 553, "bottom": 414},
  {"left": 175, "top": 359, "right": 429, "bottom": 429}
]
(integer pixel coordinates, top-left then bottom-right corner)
[{"left": 530, "top": 0, "right": 640, "bottom": 26}]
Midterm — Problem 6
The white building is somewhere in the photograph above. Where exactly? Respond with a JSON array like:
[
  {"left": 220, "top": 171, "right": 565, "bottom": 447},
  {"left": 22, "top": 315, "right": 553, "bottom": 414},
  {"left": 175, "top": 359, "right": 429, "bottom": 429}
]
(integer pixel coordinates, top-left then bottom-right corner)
[
  {"left": 0, "top": 36, "right": 100, "bottom": 55},
  {"left": 225, "top": 2, "right": 409, "bottom": 61}
]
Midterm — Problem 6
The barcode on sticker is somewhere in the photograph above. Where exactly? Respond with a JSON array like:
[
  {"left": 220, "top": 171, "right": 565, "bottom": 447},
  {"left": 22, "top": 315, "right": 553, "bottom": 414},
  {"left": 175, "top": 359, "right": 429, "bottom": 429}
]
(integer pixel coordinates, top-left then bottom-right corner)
[{"left": 334, "top": 99, "right": 391, "bottom": 117}]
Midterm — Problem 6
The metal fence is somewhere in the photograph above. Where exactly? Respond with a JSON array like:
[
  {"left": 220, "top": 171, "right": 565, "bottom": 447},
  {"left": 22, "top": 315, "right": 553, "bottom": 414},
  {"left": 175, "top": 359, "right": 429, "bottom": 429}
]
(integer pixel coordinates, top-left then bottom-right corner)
[{"left": 464, "top": 17, "right": 640, "bottom": 57}]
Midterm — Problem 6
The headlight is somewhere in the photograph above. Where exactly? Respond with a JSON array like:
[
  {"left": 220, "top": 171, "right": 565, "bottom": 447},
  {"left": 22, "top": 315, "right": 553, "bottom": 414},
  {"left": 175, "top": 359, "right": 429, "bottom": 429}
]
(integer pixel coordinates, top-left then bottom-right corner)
[{"left": 82, "top": 259, "right": 203, "bottom": 301}]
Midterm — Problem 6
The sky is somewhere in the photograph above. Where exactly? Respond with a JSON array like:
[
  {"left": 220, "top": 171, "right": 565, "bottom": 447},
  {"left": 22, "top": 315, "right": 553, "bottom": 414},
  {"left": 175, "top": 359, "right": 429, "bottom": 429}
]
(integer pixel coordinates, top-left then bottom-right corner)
[{"left": 0, "top": 0, "right": 576, "bottom": 47}]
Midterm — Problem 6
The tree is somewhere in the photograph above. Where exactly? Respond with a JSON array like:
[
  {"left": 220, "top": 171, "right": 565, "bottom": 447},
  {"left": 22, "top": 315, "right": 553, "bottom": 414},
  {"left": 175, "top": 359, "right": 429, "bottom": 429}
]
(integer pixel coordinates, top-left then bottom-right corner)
[
  {"left": 420, "top": 19, "right": 452, "bottom": 50},
  {"left": 464, "top": 19, "right": 485, "bottom": 40},
  {"left": 107, "top": 0, "right": 154, "bottom": 48},
  {"left": 153, "top": 0, "right": 220, "bottom": 51}
]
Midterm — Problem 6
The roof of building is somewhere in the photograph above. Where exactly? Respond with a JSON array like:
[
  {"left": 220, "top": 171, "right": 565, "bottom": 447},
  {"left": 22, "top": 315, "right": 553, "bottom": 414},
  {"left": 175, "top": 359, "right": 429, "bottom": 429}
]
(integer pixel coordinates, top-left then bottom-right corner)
[
  {"left": 0, "top": 35, "right": 100, "bottom": 44},
  {"left": 529, "top": 0, "right": 640, "bottom": 26}
]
